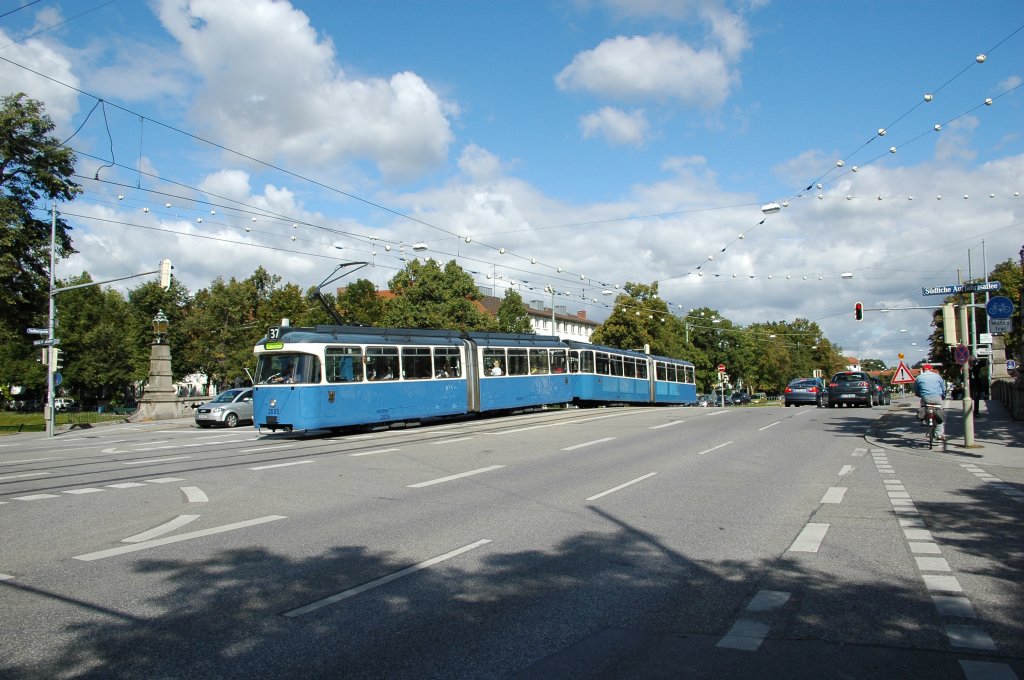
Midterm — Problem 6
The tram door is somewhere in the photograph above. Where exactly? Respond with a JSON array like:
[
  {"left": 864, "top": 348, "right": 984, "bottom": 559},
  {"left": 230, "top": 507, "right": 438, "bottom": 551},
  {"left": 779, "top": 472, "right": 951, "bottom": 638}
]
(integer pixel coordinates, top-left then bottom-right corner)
[
  {"left": 463, "top": 340, "right": 481, "bottom": 413},
  {"left": 647, "top": 357, "right": 656, "bottom": 403}
]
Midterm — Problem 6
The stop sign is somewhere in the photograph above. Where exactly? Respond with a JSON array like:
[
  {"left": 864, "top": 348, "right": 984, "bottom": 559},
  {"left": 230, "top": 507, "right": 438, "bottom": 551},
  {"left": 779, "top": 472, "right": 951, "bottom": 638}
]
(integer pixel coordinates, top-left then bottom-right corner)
[{"left": 718, "top": 364, "right": 726, "bottom": 372}]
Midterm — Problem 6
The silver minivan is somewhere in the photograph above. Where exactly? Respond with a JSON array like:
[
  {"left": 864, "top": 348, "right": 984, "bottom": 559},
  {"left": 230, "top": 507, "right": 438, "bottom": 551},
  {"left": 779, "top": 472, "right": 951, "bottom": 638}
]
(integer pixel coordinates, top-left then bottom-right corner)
[{"left": 194, "top": 388, "right": 253, "bottom": 428}]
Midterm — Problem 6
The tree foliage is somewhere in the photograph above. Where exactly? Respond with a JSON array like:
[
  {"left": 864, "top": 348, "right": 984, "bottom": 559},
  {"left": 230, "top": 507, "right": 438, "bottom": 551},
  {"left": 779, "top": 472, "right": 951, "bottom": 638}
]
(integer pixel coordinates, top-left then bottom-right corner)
[
  {"left": 0, "top": 93, "right": 82, "bottom": 333},
  {"left": 495, "top": 289, "right": 533, "bottom": 334},
  {"left": 381, "top": 258, "right": 495, "bottom": 331}
]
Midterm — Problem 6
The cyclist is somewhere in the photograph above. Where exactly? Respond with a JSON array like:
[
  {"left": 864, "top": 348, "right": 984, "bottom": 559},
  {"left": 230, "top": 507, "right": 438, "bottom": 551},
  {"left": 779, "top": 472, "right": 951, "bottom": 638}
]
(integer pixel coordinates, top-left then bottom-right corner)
[{"left": 914, "top": 364, "right": 947, "bottom": 441}]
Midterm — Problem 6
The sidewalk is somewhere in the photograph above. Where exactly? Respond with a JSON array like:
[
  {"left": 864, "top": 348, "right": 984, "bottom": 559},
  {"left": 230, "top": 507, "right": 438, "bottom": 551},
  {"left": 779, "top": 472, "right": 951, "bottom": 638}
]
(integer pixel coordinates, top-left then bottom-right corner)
[{"left": 867, "top": 397, "right": 1024, "bottom": 468}]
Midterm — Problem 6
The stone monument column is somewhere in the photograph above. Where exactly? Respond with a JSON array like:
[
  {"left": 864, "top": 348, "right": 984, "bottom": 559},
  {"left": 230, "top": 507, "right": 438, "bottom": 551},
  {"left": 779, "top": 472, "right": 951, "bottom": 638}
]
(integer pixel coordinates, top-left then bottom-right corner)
[{"left": 130, "top": 310, "right": 182, "bottom": 421}]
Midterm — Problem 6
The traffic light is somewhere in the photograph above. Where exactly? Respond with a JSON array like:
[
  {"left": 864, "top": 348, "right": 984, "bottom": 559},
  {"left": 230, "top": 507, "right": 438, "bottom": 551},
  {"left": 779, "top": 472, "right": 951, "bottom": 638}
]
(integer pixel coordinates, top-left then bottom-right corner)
[
  {"left": 854, "top": 302, "right": 864, "bottom": 321},
  {"left": 159, "top": 259, "right": 173, "bottom": 290},
  {"left": 50, "top": 348, "right": 63, "bottom": 372}
]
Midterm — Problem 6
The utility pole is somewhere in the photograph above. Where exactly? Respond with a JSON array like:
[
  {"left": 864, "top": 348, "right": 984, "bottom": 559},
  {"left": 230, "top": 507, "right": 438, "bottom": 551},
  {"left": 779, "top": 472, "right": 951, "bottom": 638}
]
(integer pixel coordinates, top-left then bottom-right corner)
[{"left": 45, "top": 203, "right": 57, "bottom": 437}]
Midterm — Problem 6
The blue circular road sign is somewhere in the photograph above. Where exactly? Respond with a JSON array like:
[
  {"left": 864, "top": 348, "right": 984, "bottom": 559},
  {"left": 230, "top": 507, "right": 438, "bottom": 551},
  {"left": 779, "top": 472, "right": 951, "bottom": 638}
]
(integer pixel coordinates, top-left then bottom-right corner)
[{"left": 986, "top": 296, "right": 1014, "bottom": 319}]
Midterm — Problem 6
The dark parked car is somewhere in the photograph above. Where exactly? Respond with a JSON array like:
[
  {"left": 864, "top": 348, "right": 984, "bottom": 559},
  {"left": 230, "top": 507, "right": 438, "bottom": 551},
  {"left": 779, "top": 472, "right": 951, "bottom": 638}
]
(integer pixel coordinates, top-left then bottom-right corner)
[
  {"left": 784, "top": 378, "right": 828, "bottom": 407},
  {"left": 731, "top": 392, "right": 751, "bottom": 405},
  {"left": 827, "top": 371, "right": 874, "bottom": 407},
  {"left": 194, "top": 388, "right": 254, "bottom": 428},
  {"left": 870, "top": 377, "right": 891, "bottom": 406}
]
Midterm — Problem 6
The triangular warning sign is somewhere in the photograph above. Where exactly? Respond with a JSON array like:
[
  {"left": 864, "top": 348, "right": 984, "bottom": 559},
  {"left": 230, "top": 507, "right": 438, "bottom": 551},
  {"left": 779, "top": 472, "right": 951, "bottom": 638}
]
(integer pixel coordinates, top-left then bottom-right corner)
[{"left": 891, "top": 361, "right": 915, "bottom": 384}]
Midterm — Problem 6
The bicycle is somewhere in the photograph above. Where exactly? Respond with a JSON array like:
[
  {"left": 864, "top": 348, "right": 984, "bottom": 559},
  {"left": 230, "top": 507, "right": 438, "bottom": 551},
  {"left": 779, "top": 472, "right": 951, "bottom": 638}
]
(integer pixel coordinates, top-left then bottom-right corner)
[{"left": 923, "top": 404, "right": 943, "bottom": 449}]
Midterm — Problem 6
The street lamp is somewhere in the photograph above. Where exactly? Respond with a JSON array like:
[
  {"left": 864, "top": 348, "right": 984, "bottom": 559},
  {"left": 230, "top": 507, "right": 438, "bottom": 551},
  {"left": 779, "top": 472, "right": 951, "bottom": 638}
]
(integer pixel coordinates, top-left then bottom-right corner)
[
  {"left": 152, "top": 309, "right": 169, "bottom": 345},
  {"left": 544, "top": 284, "right": 557, "bottom": 335}
]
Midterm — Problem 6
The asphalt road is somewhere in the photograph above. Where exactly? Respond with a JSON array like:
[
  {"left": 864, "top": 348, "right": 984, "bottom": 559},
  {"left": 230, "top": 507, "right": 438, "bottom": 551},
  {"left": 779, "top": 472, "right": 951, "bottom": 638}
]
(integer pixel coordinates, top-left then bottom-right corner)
[{"left": 0, "top": 403, "right": 1021, "bottom": 679}]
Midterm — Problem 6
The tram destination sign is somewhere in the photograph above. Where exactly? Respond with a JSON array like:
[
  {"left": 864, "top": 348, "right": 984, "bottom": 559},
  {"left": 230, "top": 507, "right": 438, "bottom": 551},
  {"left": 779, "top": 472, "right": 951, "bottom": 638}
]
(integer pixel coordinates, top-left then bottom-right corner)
[{"left": 922, "top": 281, "right": 1001, "bottom": 296}]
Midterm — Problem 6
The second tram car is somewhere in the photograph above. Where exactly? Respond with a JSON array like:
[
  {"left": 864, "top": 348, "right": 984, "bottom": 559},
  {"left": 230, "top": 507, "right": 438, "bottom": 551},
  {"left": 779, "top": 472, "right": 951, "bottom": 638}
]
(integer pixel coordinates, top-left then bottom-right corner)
[{"left": 252, "top": 324, "right": 696, "bottom": 432}]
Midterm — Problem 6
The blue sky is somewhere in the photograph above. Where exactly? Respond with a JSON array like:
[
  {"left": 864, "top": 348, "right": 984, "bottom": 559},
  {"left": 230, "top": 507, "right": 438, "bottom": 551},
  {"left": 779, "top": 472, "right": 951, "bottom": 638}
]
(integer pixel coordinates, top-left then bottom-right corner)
[{"left": 1, "top": 0, "right": 1022, "bottom": 365}]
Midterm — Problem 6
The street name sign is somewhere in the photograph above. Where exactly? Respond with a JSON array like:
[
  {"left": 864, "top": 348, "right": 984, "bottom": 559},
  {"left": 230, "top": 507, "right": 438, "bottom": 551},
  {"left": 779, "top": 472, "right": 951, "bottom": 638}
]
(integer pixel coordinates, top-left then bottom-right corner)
[
  {"left": 27, "top": 327, "right": 49, "bottom": 335},
  {"left": 32, "top": 338, "right": 59, "bottom": 347},
  {"left": 922, "top": 281, "right": 1001, "bottom": 296}
]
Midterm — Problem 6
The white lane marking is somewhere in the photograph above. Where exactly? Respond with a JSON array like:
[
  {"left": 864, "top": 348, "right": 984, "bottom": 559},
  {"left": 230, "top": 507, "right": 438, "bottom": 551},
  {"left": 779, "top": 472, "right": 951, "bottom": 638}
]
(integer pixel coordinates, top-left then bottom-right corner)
[
  {"left": 788, "top": 523, "right": 830, "bottom": 552},
  {"left": 146, "top": 477, "right": 185, "bottom": 484},
  {"left": 349, "top": 448, "right": 401, "bottom": 457},
  {"left": 73, "top": 515, "right": 287, "bottom": 561},
  {"left": 407, "top": 465, "right": 505, "bottom": 488},
  {"left": 933, "top": 595, "right": 976, "bottom": 618},
  {"left": 249, "top": 460, "right": 315, "bottom": 471},
  {"left": 650, "top": 420, "right": 685, "bottom": 429},
  {"left": 745, "top": 590, "right": 790, "bottom": 612},
  {"left": 888, "top": 491, "right": 911, "bottom": 499},
  {"left": 562, "top": 437, "right": 615, "bottom": 451},
  {"left": 0, "top": 472, "right": 51, "bottom": 481},
  {"left": 122, "top": 515, "right": 201, "bottom": 543},
  {"left": 946, "top": 625, "right": 998, "bottom": 650},
  {"left": 180, "top": 486, "right": 209, "bottom": 503},
  {"left": 283, "top": 539, "right": 491, "bottom": 617},
  {"left": 903, "top": 528, "right": 933, "bottom": 541},
  {"left": 716, "top": 619, "right": 771, "bottom": 651},
  {"left": 63, "top": 488, "right": 104, "bottom": 495},
  {"left": 586, "top": 473, "right": 657, "bottom": 501},
  {"left": 838, "top": 465, "right": 854, "bottom": 476},
  {"left": 13, "top": 494, "right": 59, "bottom": 501},
  {"left": 107, "top": 482, "right": 146, "bottom": 489},
  {"left": 697, "top": 441, "right": 733, "bottom": 456},
  {"left": 820, "top": 487, "right": 847, "bottom": 504},
  {"left": 239, "top": 444, "right": 294, "bottom": 454},
  {"left": 915, "top": 557, "right": 951, "bottom": 572},
  {"left": 922, "top": 575, "right": 963, "bottom": 592},
  {"left": 758, "top": 421, "right": 781, "bottom": 431},
  {"left": 431, "top": 437, "right": 474, "bottom": 445},
  {"left": 121, "top": 456, "right": 191, "bottom": 465},
  {"left": 909, "top": 542, "right": 941, "bottom": 554},
  {"left": 495, "top": 411, "right": 632, "bottom": 434},
  {"left": 0, "top": 457, "right": 62, "bottom": 465},
  {"left": 0, "top": 572, "right": 13, "bottom": 580},
  {"left": 959, "top": 660, "right": 1018, "bottom": 680}
]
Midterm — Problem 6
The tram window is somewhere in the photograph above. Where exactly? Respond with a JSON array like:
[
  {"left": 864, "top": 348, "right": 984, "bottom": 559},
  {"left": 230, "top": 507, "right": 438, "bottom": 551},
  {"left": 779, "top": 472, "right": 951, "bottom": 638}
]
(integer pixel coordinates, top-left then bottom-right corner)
[
  {"left": 326, "top": 346, "right": 363, "bottom": 383},
  {"left": 366, "top": 346, "right": 399, "bottom": 380},
  {"left": 666, "top": 364, "right": 678, "bottom": 382},
  {"left": 595, "top": 352, "right": 610, "bottom": 375},
  {"left": 434, "top": 346, "right": 461, "bottom": 378},
  {"left": 610, "top": 355, "right": 624, "bottom": 376},
  {"left": 579, "top": 350, "right": 594, "bottom": 373},
  {"left": 636, "top": 360, "right": 648, "bottom": 379},
  {"left": 257, "top": 352, "right": 319, "bottom": 384},
  {"left": 623, "top": 357, "right": 636, "bottom": 378},
  {"left": 483, "top": 348, "right": 506, "bottom": 376},
  {"left": 686, "top": 366, "right": 694, "bottom": 383},
  {"left": 551, "top": 349, "right": 567, "bottom": 374},
  {"left": 655, "top": 362, "right": 667, "bottom": 381},
  {"left": 402, "top": 347, "right": 432, "bottom": 379},
  {"left": 529, "top": 349, "right": 550, "bottom": 374},
  {"left": 507, "top": 348, "right": 529, "bottom": 376}
]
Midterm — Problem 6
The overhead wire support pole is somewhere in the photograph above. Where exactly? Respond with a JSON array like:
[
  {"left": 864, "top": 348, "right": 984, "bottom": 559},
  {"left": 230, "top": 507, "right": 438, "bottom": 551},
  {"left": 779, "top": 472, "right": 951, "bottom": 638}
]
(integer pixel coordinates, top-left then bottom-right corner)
[{"left": 46, "top": 203, "right": 57, "bottom": 437}]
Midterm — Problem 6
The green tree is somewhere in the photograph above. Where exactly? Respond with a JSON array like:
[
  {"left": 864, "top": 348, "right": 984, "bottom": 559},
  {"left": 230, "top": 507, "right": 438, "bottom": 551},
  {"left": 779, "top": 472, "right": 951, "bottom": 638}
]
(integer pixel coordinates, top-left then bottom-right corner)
[
  {"left": 0, "top": 93, "right": 82, "bottom": 333},
  {"left": 862, "top": 358, "right": 887, "bottom": 371},
  {"left": 495, "top": 289, "right": 533, "bottom": 333},
  {"left": 381, "top": 259, "right": 495, "bottom": 331},
  {"left": 337, "top": 278, "right": 384, "bottom": 325},
  {"left": 591, "top": 282, "right": 672, "bottom": 354},
  {"left": 54, "top": 273, "right": 142, "bottom": 404}
]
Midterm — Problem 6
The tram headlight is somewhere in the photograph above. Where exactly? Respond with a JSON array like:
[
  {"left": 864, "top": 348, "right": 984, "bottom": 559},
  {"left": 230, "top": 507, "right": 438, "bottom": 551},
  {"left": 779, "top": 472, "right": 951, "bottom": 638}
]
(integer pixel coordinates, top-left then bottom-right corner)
[{"left": 269, "top": 399, "right": 277, "bottom": 408}]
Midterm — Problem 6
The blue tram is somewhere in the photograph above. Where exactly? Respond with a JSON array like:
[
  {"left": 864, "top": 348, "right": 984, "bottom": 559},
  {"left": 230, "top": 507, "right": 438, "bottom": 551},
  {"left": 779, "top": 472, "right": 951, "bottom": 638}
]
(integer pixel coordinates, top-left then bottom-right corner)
[{"left": 252, "top": 324, "right": 695, "bottom": 432}]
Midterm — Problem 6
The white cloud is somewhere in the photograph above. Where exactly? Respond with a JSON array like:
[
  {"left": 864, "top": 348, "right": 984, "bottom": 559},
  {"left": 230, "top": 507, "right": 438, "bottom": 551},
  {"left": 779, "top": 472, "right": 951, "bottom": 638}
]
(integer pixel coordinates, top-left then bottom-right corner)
[
  {"left": 457, "top": 144, "right": 503, "bottom": 181},
  {"left": 555, "top": 34, "right": 737, "bottom": 109},
  {"left": 580, "top": 107, "right": 650, "bottom": 146},
  {"left": 153, "top": 0, "right": 457, "bottom": 181},
  {"left": 0, "top": 29, "right": 81, "bottom": 133}
]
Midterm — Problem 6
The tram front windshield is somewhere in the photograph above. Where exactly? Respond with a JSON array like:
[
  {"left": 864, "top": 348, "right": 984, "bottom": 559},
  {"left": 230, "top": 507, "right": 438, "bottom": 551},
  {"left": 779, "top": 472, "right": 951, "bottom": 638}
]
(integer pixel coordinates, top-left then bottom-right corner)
[{"left": 255, "top": 352, "right": 320, "bottom": 385}]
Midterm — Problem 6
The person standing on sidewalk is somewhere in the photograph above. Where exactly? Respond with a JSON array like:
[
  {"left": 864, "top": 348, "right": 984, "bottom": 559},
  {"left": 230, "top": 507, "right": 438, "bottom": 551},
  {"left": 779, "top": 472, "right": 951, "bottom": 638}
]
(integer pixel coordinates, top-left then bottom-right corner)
[{"left": 914, "top": 363, "right": 947, "bottom": 440}]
